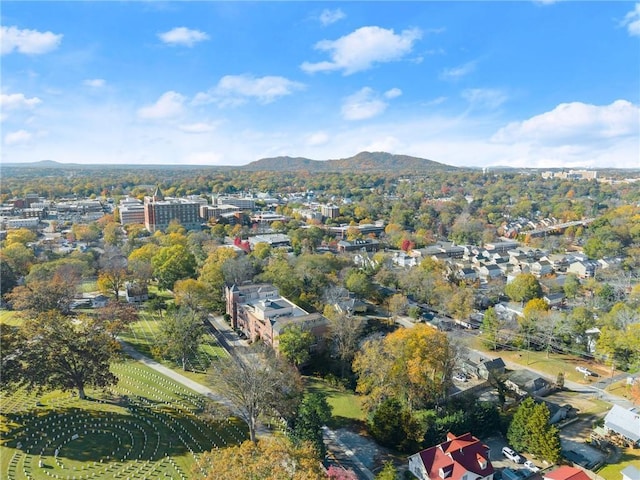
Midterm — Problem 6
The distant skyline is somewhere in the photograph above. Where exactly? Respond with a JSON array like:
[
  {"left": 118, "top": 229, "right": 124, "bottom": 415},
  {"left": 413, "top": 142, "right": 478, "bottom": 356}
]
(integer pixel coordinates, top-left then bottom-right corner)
[{"left": 1, "top": 1, "right": 639, "bottom": 168}]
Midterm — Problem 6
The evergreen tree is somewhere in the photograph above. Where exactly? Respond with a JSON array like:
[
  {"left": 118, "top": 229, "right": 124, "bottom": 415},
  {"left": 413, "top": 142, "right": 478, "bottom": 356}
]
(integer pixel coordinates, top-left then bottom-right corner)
[
  {"left": 507, "top": 397, "right": 536, "bottom": 451},
  {"left": 291, "top": 392, "right": 332, "bottom": 456}
]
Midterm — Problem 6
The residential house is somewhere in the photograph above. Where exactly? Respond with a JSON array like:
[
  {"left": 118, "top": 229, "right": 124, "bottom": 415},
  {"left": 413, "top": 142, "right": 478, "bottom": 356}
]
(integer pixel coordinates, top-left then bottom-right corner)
[
  {"left": 603, "top": 405, "right": 640, "bottom": 446},
  {"left": 479, "top": 264, "right": 503, "bottom": 281},
  {"left": 461, "top": 356, "right": 506, "bottom": 380},
  {"left": 506, "top": 370, "right": 553, "bottom": 397},
  {"left": 543, "top": 292, "right": 565, "bottom": 308},
  {"left": 125, "top": 282, "right": 149, "bottom": 303},
  {"left": 91, "top": 294, "right": 109, "bottom": 308},
  {"left": 393, "top": 251, "right": 420, "bottom": 268},
  {"left": 567, "top": 260, "right": 597, "bottom": 278},
  {"left": 543, "top": 254, "right": 570, "bottom": 272},
  {"left": 531, "top": 260, "right": 554, "bottom": 277},
  {"left": 543, "top": 466, "right": 591, "bottom": 480},
  {"left": 458, "top": 267, "right": 478, "bottom": 282},
  {"left": 621, "top": 465, "right": 640, "bottom": 480},
  {"left": 408, "top": 432, "right": 494, "bottom": 480}
]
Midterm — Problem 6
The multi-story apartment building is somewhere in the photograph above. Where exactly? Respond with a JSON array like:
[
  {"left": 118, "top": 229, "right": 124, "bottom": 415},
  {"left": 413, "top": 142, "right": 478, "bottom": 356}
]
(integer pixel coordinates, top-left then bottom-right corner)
[{"left": 144, "top": 187, "right": 200, "bottom": 232}]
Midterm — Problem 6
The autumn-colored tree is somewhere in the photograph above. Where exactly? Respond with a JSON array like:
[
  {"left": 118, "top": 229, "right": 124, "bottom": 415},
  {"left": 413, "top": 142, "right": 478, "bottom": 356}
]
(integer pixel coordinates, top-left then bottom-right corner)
[
  {"left": 173, "top": 278, "right": 209, "bottom": 311},
  {"left": 353, "top": 324, "right": 455, "bottom": 412},
  {"left": 97, "top": 248, "right": 129, "bottom": 301},
  {"left": 152, "top": 243, "right": 196, "bottom": 290},
  {"left": 0, "top": 243, "right": 36, "bottom": 277},
  {"left": 127, "top": 243, "right": 158, "bottom": 285},
  {"left": 199, "top": 246, "right": 240, "bottom": 311},
  {"left": 388, "top": 293, "right": 408, "bottom": 320},
  {"left": 505, "top": 273, "right": 542, "bottom": 304},
  {"left": 6, "top": 273, "right": 78, "bottom": 314},
  {"left": 195, "top": 437, "right": 325, "bottom": 480},
  {"left": 94, "top": 300, "right": 139, "bottom": 339},
  {"left": 327, "top": 465, "right": 358, "bottom": 480},
  {"left": 5, "top": 228, "right": 37, "bottom": 246}
]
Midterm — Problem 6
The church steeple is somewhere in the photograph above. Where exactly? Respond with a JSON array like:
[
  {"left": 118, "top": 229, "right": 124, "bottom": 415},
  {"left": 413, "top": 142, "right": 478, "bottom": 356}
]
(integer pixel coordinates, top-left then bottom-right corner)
[{"left": 152, "top": 185, "right": 164, "bottom": 201}]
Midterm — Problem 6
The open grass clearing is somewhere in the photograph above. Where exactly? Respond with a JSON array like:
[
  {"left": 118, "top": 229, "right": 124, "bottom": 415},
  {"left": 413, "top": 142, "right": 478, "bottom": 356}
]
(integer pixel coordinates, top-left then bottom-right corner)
[
  {"left": 0, "top": 359, "right": 248, "bottom": 480},
  {"left": 303, "top": 376, "right": 365, "bottom": 428},
  {"left": 0, "top": 310, "right": 23, "bottom": 327}
]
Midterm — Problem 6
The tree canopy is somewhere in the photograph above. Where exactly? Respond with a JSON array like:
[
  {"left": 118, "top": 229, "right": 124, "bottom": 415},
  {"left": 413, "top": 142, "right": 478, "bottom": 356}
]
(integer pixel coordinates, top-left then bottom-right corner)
[{"left": 2, "top": 312, "right": 119, "bottom": 399}]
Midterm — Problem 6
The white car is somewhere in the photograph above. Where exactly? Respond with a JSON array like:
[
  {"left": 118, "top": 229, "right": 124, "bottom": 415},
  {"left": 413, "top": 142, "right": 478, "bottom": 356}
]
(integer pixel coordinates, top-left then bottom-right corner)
[
  {"left": 575, "top": 366, "right": 594, "bottom": 376},
  {"left": 524, "top": 460, "right": 540, "bottom": 472},
  {"left": 502, "top": 446, "right": 523, "bottom": 463},
  {"left": 453, "top": 373, "right": 467, "bottom": 382}
]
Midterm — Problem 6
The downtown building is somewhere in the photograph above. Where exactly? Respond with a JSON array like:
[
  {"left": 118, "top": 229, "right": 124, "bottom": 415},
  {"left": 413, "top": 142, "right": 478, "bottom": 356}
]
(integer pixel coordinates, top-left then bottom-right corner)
[{"left": 144, "top": 187, "right": 201, "bottom": 233}]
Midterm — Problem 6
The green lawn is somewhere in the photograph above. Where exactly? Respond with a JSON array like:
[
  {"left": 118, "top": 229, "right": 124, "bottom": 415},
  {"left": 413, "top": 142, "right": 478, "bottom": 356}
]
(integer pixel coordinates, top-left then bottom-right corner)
[
  {"left": 472, "top": 337, "right": 622, "bottom": 385},
  {"left": 119, "top": 312, "right": 229, "bottom": 384},
  {"left": 80, "top": 279, "right": 98, "bottom": 293},
  {"left": 0, "top": 310, "right": 22, "bottom": 327},
  {"left": 0, "top": 359, "right": 248, "bottom": 480},
  {"left": 597, "top": 448, "right": 640, "bottom": 480},
  {"left": 304, "top": 377, "right": 365, "bottom": 428}
]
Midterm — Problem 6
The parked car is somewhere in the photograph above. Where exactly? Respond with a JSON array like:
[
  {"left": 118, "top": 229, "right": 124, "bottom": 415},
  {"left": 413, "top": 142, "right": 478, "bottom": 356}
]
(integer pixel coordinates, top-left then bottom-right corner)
[
  {"left": 453, "top": 372, "right": 467, "bottom": 382},
  {"left": 502, "top": 446, "right": 523, "bottom": 463},
  {"left": 575, "top": 366, "right": 594, "bottom": 376},
  {"left": 524, "top": 460, "right": 540, "bottom": 472}
]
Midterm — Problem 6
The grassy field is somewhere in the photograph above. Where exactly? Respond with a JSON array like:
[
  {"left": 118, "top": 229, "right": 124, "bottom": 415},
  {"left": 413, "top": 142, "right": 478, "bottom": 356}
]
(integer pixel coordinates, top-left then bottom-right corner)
[
  {"left": 597, "top": 448, "right": 640, "bottom": 480},
  {"left": 304, "top": 377, "right": 365, "bottom": 428},
  {"left": 469, "top": 336, "right": 622, "bottom": 385},
  {"left": 0, "top": 359, "right": 248, "bottom": 480},
  {"left": 119, "top": 312, "right": 229, "bottom": 384},
  {"left": 0, "top": 310, "right": 22, "bottom": 327}
]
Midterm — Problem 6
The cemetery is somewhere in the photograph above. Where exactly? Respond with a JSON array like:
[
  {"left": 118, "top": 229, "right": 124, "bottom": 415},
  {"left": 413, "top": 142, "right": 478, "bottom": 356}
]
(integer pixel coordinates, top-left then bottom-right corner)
[{"left": 0, "top": 360, "right": 248, "bottom": 480}]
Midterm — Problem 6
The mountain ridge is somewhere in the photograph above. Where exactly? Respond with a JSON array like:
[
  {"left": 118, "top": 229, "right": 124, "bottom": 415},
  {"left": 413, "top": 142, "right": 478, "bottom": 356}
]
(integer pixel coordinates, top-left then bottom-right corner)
[{"left": 242, "top": 151, "right": 457, "bottom": 172}]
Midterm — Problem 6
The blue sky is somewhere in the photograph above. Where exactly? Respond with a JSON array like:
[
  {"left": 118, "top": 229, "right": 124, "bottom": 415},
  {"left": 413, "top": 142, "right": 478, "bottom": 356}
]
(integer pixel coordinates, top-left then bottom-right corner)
[{"left": 1, "top": 1, "right": 639, "bottom": 168}]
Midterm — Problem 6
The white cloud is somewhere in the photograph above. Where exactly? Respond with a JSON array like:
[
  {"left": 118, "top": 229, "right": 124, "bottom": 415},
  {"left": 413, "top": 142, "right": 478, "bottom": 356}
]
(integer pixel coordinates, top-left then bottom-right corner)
[
  {"left": 0, "top": 26, "right": 62, "bottom": 55},
  {"left": 5, "top": 129, "right": 33, "bottom": 145},
  {"left": 179, "top": 122, "right": 217, "bottom": 133},
  {"left": 440, "top": 61, "right": 477, "bottom": 80},
  {"left": 301, "top": 26, "right": 422, "bottom": 75},
  {"left": 84, "top": 78, "right": 106, "bottom": 88},
  {"left": 425, "top": 96, "right": 448, "bottom": 106},
  {"left": 0, "top": 93, "right": 42, "bottom": 110},
  {"left": 306, "top": 131, "right": 330, "bottom": 146},
  {"left": 492, "top": 99, "right": 640, "bottom": 145},
  {"left": 158, "top": 27, "right": 209, "bottom": 47},
  {"left": 462, "top": 88, "right": 508, "bottom": 110},
  {"left": 384, "top": 88, "right": 402, "bottom": 99},
  {"left": 342, "top": 87, "right": 389, "bottom": 121},
  {"left": 319, "top": 8, "right": 346, "bottom": 26},
  {"left": 194, "top": 74, "right": 305, "bottom": 106},
  {"left": 621, "top": 3, "right": 640, "bottom": 37},
  {"left": 137, "top": 91, "right": 186, "bottom": 119}
]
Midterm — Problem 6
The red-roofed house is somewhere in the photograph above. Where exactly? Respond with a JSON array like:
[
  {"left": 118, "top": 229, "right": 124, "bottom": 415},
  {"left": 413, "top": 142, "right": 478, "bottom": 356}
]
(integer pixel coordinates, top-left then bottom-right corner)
[
  {"left": 408, "top": 432, "right": 494, "bottom": 480},
  {"left": 543, "top": 466, "right": 591, "bottom": 480}
]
